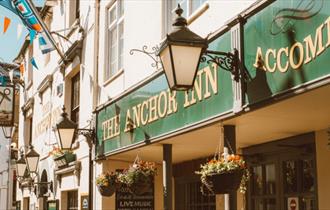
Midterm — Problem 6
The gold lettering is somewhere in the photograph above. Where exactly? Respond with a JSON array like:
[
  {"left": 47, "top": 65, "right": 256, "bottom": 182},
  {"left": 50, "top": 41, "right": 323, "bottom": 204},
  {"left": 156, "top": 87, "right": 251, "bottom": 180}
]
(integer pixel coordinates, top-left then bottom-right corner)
[
  {"left": 191, "top": 70, "right": 203, "bottom": 104},
  {"left": 253, "top": 47, "right": 266, "bottom": 70},
  {"left": 265, "top": 49, "right": 277, "bottom": 72},
  {"left": 183, "top": 91, "right": 190, "bottom": 108},
  {"left": 102, "top": 114, "right": 120, "bottom": 140},
  {"left": 102, "top": 120, "right": 112, "bottom": 140},
  {"left": 132, "top": 104, "right": 141, "bottom": 128},
  {"left": 167, "top": 90, "right": 177, "bottom": 115},
  {"left": 141, "top": 101, "right": 149, "bottom": 125},
  {"left": 204, "top": 64, "right": 218, "bottom": 99},
  {"left": 124, "top": 109, "right": 132, "bottom": 132},
  {"left": 326, "top": 16, "right": 330, "bottom": 47},
  {"left": 157, "top": 91, "right": 168, "bottom": 118},
  {"left": 277, "top": 47, "right": 289, "bottom": 73},
  {"left": 114, "top": 115, "right": 120, "bottom": 136},
  {"left": 304, "top": 23, "right": 326, "bottom": 64},
  {"left": 148, "top": 95, "right": 159, "bottom": 123},
  {"left": 289, "top": 42, "right": 304, "bottom": 70}
]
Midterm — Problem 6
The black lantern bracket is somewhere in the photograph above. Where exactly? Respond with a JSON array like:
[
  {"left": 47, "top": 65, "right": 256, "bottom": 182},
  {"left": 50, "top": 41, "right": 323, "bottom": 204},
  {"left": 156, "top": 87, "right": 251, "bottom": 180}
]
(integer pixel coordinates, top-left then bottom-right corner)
[
  {"left": 201, "top": 49, "right": 239, "bottom": 80},
  {"left": 76, "top": 127, "right": 96, "bottom": 148},
  {"left": 130, "top": 45, "right": 245, "bottom": 82},
  {"left": 129, "top": 45, "right": 161, "bottom": 69}
]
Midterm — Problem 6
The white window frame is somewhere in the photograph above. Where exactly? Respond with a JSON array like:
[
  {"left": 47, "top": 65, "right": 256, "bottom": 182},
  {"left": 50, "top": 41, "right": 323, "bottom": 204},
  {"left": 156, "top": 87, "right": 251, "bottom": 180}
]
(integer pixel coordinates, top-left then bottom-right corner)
[
  {"left": 165, "top": 0, "right": 207, "bottom": 35},
  {"left": 105, "top": 0, "right": 124, "bottom": 83}
]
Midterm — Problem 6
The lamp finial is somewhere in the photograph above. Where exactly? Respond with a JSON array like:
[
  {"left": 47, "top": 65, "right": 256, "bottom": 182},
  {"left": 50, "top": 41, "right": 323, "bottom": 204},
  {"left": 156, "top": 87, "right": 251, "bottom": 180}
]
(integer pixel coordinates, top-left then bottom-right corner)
[{"left": 173, "top": 4, "right": 187, "bottom": 27}]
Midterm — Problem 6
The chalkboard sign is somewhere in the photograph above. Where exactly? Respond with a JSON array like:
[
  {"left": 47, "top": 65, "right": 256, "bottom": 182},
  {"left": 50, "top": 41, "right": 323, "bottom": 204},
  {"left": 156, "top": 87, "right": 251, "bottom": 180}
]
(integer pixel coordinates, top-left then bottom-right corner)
[
  {"left": 47, "top": 200, "right": 58, "bottom": 210},
  {"left": 115, "top": 184, "right": 154, "bottom": 210}
]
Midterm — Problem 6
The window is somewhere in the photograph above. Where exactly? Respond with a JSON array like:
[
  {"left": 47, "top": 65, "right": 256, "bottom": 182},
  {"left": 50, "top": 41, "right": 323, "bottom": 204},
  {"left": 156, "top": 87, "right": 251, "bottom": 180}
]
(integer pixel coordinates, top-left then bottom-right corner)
[
  {"left": 105, "top": 0, "right": 124, "bottom": 81},
  {"left": 175, "top": 176, "right": 215, "bottom": 210},
  {"left": 244, "top": 134, "right": 317, "bottom": 210},
  {"left": 24, "top": 117, "right": 33, "bottom": 145},
  {"left": 71, "top": 73, "right": 80, "bottom": 123},
  {"left": 67, "top": 190, "right": 78, "bottom": 210},
  {"left": 68, "top": 0, "right": 79, "bottom": 27},
  {"left": 166, "top": 0, "right": 207, "bottom": 33}
]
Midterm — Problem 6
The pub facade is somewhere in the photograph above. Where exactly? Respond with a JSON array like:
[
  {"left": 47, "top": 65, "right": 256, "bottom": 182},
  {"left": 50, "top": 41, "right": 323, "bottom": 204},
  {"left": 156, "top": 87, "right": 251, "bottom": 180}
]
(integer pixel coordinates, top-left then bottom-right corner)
[{"left": 94, "top": 0, "right": 330, "bottom": 210}]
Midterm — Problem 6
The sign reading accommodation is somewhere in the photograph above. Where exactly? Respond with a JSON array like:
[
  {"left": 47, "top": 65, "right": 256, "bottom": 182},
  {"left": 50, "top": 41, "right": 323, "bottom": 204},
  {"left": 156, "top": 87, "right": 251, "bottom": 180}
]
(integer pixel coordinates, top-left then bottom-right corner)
[
  {"left": 0, "top": 85, "right": 14, "bottom": 126},
  {"left": 116, "top": 183, "right": 154, "bottom": 210}
]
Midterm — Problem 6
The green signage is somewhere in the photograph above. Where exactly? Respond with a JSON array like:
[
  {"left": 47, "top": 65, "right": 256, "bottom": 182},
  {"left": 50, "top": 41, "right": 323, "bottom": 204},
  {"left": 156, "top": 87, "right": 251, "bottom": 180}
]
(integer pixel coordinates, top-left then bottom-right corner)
[
  {"left": 244, "top": 0, "right": 330, "bottom": 104},
  {"left": 47, "top": 200, "right": 58, "bottom": 210},
  {"left": 97, "top": 31, "right": 233, "bottom": 154}
]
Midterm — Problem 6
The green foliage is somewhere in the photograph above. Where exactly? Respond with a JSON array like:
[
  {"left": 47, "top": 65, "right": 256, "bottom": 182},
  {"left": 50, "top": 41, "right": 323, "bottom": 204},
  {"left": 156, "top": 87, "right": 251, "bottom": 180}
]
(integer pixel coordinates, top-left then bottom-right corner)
[{"left": 196, "top": 154, "right": 250, "bottom": 194}]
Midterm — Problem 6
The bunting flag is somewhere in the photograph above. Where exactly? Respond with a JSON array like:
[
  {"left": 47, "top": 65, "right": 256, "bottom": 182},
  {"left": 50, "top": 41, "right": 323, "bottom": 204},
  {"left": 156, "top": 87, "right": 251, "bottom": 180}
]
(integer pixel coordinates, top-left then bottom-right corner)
[
  {"left": 0, "top": 0, "right": 56, "bottom": 54},
  {"left": 29, "top": 29, "right": 36, "bottom": 44},
  {"left": 38, "top": 32, "right": 53, "bottom": 54},
  {"left": 3, "top": 16, "right": 11, "bottom": 33},
  {"left": 30, "top": 57, "right": 38, "bottom": 70},
  {"left": 19, "top": 63, "right": 24, "bottom": 75}
]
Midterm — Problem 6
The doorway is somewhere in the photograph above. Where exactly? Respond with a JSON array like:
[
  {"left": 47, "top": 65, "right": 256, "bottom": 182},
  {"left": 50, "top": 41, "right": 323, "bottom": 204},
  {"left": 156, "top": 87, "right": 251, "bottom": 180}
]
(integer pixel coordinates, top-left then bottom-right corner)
[{"left": 243, "top": 133, "right": 317, "bottom": 210}]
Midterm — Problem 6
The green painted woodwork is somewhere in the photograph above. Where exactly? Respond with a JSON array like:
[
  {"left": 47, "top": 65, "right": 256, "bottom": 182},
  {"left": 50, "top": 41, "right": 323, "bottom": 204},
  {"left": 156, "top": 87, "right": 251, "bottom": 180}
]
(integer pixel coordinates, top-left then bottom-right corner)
[
  {"left": 244, "top": 0, "right": 330, "bottom": 104},
  {"left": 97, "top": 32, "right": 233, "bottom": 154}
]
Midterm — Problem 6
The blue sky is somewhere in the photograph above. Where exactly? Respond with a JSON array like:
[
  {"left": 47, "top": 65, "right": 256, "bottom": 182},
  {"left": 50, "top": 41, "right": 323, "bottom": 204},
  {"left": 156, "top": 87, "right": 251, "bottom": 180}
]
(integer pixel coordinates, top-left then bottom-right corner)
[{"left": 0, "top": 0, "right": 44, "bottom": 63}]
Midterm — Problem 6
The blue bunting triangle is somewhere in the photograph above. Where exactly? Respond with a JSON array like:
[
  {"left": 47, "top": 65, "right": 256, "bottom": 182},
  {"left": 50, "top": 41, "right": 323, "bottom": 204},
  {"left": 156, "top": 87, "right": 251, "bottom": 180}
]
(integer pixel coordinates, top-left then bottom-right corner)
[{"left": 30, "top": 57, "right": 38, "bottom": 70}]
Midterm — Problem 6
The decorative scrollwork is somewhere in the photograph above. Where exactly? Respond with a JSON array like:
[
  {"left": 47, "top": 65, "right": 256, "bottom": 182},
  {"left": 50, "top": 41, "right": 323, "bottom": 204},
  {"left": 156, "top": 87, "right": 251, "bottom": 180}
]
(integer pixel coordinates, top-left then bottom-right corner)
[
  {"left": 201, "top": 49, "right": 251, "bottom": 82},
  {"left": 202, "top": 52, "right": 235, "bottom": 73},
  {"left": 130, "top": 45, "right": 161, "bottom": 68}
]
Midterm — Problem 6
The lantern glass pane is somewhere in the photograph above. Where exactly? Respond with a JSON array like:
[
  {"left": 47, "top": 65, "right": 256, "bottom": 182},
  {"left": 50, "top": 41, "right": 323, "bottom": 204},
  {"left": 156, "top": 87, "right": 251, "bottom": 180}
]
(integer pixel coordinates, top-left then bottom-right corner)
[
  {"left": 171, "top": 45, "right": 202, "bottom": 86},
  {"left": 27, "top": 156, "right": 39, "bottom": 173},
  {"left": 16, "top": 163, "right": 27, "bottom": 177},
  {"left": 159, "top": 46, "right": 175, "bottom": 88},
  {"left": 58, "top": 128, "right": 75, "bottom": 149}
]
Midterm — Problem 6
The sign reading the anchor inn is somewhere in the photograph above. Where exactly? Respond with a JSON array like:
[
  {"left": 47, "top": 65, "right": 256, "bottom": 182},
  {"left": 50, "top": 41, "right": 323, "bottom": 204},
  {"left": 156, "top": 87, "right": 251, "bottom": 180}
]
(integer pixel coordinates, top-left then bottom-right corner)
[
  {"left": 0, "top": 85, "right": 15, "bottom": 127},
  {"left": 244, "top": 0, "right": 330, "bottom": 104},
  {"left": 97, "top": 32, "right": 234, "bottom": 154}
]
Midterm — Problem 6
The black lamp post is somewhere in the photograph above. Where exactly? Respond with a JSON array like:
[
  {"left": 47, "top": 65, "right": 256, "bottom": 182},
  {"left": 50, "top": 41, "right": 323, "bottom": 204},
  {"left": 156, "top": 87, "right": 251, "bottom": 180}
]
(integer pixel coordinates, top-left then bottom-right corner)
[
  {"left": 25, "top": 145, "right": 40, "bottom": 174},
  {"left": 54, "top": 106, "right": 77, "bottom": 150},
  {"left": 54, "top": 106, "right": 95, "bottom": 210},
  {"left": 16, "top": 151, "right": 27, "bottom": 178},
  {"left": 158, "top": 4, "right": 208, "bottom": 90}
]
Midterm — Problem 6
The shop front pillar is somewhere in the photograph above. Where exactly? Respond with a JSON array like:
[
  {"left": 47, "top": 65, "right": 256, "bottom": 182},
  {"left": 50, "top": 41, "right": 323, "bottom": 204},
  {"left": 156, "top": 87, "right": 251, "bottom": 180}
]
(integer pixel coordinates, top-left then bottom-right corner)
[
  {"left": 163, "top": 144, "right": 172, "bottom": 210},
  {"left": 224, "top": 125, "right": 237, "bottom": 210}
]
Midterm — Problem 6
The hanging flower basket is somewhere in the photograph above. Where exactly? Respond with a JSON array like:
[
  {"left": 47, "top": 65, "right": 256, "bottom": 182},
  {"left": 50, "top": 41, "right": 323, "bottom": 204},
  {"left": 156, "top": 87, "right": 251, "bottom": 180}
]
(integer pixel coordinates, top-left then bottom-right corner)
[
  {"left": 96, "top": 172, "right": 118, "bottom": 197},
  {"left": 50, "top": 147, "right": 76, "bottom": 169},
  {"left": 118, "top": 158, "right": 156, "bottom": 196},
  {"left": 208, "top": 170, "right": 243, "bottom": 194},
  {"left": 196, "top": 154, "right": 250, "bottom": 195},
  {"left": 126, "top": 174, "right": 153, "bottom": 195}
]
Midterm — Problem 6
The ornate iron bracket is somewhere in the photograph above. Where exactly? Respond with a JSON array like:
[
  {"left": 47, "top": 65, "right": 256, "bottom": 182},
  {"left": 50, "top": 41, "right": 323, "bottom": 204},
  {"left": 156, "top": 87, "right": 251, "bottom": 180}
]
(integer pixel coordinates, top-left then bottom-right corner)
[
  {"left": 201, "top": 49, "right": 240, "bottom": 81},
  {"left": 130, "top": 45, "right": 160, "bottom": 68},
  {"left": 76, "top": 128, "right": 96, "bottom": 148}
]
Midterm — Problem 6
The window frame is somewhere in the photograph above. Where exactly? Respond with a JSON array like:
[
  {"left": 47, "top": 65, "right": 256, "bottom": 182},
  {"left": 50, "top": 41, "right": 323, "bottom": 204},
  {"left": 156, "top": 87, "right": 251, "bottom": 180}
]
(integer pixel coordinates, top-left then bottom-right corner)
[
  {"left": 67, "top": 190, "right": 78, "bottom": 210},
  {"left": 165, "top": 0, "right": 207, "bottom": 35},
  {"left": 71, "top": 73, "right": 80, "bottom": 124},
  {"left": 104, "top": 0, "right": 124, "bottom": 83}
]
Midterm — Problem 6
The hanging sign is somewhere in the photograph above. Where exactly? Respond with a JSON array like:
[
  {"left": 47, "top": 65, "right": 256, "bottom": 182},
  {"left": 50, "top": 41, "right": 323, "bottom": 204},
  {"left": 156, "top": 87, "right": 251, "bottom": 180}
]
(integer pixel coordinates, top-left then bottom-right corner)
[
  {"left": 80, "top": 195, "right": 89, "bottom": 210},
  {"left": 0, "top": 85, "right": 15, "bottom": 126},
  {"left": 116, "top": 182, "right": 154, "bottom": 210},
  {"left": 47, "top": 200, "right": 58, "bottom": 210},
  {"left": 288, "top": 197, "right": 299, "bottom": 210}
]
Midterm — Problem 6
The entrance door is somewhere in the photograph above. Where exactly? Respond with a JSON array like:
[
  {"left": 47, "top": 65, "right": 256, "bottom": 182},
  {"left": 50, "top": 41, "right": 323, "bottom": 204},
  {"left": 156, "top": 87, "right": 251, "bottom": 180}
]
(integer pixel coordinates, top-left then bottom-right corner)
[{"left": 244, "top": 133, "right": 317, "bottom": 210}]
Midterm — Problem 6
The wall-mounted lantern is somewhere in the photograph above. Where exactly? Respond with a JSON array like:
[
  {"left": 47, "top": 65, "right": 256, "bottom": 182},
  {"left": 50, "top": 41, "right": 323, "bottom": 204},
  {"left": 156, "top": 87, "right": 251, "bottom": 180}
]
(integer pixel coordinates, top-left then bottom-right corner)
[{"left": 130, "top": 4, "right": 240, "bottom": 91}]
